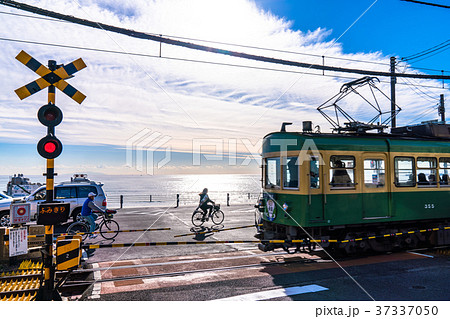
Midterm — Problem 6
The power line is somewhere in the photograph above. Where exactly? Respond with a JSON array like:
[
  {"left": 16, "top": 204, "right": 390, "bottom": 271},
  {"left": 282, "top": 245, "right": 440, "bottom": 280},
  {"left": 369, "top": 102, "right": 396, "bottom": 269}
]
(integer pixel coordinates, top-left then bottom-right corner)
[
  {"left": 402, "top": 39, "right": 450, "bottom": 63},
  {"left": 1, "top": 36, "right": 447, "bottom": 91},
  {"left": 401, "top": 0, "right": 450, "bottom": 9},
  {"left": 1, "top": 0, "right": 450, "bottom": 81},
  {"left": 0, "top": 10, "right": 390, "bottom": 68}
]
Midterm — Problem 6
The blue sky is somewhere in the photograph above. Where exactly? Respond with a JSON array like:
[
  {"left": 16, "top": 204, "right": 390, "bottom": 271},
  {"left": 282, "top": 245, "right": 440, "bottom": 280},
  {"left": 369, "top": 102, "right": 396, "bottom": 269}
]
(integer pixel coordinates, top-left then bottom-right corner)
[
  {"left": 0, "top": 0, "right": 449, "bottom": 176},
  {"left": 257, "top": 0, "right": 450, "bottom": 72}
]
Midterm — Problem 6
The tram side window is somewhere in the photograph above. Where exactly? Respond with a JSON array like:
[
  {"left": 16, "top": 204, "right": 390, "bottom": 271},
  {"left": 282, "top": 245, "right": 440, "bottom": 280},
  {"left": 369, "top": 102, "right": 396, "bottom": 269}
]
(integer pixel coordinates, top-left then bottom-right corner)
[
  {"left": 417, "top": 157, "right": 438, "bottom": 187},
  {"left": 364, "top": 159, "right": 385, "bottom": 188},
  {"left": 310, "top": 156, "right": 320, "bottom": 189},
  {"left": 265, "top": 157, "right": 280, "bottom": 189},
  {"left": 330, "top": 155, "right": 355, "bottom": 188},
  {"left": 394, "top": 157, "right": 415, "bottom": 187},
  {"left": 283, "top": 157, "right": 299, "bottom": 189},
  {"left": 439, "top": 157, "right": 450, "bottom": 187}
]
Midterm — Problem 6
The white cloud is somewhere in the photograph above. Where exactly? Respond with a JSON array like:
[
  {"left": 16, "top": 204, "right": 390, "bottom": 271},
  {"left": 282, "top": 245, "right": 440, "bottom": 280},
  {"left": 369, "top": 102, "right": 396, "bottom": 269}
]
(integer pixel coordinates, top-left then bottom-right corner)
[{"left": 0, "top": 0, "right": 448, "bottom": 165}]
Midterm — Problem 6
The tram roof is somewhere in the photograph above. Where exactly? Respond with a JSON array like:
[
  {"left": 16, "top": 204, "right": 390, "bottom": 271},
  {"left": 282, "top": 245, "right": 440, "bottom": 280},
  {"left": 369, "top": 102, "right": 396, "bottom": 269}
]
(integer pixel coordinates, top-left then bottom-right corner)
[{"left": 262, "top": 131, "right": 450, "bottom": 154}]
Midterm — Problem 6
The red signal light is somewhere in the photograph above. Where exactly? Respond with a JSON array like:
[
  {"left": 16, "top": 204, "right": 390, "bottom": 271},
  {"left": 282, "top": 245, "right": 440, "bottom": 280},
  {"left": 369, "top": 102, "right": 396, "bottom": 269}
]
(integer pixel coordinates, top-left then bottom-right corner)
[
  {"left": 37, "top": 135, "right": 63, "bottom": 159},
  {"left": 44, "top": 141, "right": 57, "bottom": 153}
]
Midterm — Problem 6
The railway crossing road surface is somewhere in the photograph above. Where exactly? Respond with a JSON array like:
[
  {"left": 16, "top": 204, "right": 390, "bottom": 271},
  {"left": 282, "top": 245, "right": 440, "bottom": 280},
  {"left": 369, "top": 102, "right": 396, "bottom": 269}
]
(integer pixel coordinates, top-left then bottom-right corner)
[
  {"left": 85, "top": 248, "right": 450, "bottom": 301},
  {"left": 58, "top": 204, "right": 450, "bottom": 301}
]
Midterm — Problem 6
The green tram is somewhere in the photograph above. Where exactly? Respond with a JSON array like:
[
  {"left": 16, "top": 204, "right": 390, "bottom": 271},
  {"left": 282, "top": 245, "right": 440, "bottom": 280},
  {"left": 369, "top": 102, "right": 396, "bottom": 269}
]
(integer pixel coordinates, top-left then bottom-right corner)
[{"left": 256, "top": 122, "right": 450, "bottom": 253}]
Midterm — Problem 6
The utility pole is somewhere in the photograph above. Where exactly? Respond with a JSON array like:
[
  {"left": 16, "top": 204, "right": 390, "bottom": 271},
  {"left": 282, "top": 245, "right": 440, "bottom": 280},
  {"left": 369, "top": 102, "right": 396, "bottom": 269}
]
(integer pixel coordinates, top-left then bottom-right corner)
[
  {"left": 439, "top": 94, "right": 445, "bottom": 122},
  {"left": 390, "top": 57, "right": 397, "bottom": 128}
]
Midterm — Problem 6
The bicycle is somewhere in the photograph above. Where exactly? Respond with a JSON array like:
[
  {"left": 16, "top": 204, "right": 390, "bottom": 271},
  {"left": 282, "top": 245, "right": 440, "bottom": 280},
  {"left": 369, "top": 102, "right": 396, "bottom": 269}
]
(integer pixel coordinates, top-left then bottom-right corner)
[
  {"left": 191, "top": 204, "right": 224, "bottom": 227},
  {"left": 66, "top": 209, "right": 119, "bottom": 240}
]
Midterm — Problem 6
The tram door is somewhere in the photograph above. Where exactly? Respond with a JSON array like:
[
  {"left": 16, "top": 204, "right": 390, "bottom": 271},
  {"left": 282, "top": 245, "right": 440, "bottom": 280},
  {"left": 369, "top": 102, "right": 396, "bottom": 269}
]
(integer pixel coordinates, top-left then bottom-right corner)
[
  {"left": 362, "top": 155, "right": 390, "bottom": 218},
  {"left": 308, "top": 155, "right": 324, "bottom": 221}
]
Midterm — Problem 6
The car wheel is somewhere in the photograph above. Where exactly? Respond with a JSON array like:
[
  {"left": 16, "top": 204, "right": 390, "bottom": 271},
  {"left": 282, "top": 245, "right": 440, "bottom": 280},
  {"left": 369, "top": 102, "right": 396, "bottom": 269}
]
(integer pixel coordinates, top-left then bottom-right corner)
[
  {"left": 0, "top": 211, "right": 10, "bottom": 227},
  {"left": 72, "top": 207, "right": 82, "bottom": 222}
]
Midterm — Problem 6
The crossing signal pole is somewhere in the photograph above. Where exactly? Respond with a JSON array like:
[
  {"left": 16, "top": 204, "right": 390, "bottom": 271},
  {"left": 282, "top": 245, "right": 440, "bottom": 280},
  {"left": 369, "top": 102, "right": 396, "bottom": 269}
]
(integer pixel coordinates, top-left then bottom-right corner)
[{"left": 14, "top": 50, "right": 86, "bottom": 300}]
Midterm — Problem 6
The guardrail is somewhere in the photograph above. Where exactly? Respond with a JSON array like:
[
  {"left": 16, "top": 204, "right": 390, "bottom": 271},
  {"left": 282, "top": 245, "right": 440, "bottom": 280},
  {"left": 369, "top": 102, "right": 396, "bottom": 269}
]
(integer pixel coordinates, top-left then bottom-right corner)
[{"left": 110, "top": 192, "right": 260, "bottom": 209}]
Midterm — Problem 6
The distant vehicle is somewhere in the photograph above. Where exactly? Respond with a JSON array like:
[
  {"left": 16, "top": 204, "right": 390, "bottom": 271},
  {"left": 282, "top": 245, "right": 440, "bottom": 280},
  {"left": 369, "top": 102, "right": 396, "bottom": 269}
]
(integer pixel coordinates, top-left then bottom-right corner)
[
  {"left": 0, "top": 191, "right": 14, "bottom": 226},
  {"left": 25, "top": 174, "right": 108, "bottom": 222},
  {"left": 6, "top": 174, "right": 42, "bottom": 197}
]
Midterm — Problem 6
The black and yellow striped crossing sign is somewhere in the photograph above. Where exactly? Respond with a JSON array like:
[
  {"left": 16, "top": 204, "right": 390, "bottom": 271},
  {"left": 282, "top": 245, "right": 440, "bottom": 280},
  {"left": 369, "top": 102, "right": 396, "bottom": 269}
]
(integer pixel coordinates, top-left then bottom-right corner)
[
  {"left": 55, "top": 235, "right": 82, "bottom": 271},
  {"left": 14, "top": 50, "right": 86, "bottom": 104}
]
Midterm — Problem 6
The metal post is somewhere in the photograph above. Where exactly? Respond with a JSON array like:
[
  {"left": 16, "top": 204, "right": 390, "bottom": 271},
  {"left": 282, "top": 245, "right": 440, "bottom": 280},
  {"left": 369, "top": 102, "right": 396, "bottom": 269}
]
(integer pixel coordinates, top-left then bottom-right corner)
[
  {"left": 248, "top": 193, "right": 251, "bottom": 199},
  {"left": 439, "top": 94, "right": 445, "bottom": 122},
  {"left": 390, "top": 57, "right": 397, "bottom": 128},
  {"left": 149, "top": 195, "right": 152, "bottom": 202},
  {"left": 227, "top": 193, "right": 230, "bottom": 206},
  {"left": 36, "top": 60, "right": 59, "bottom": 301},
  {"left": 120, "top": 195, "right": 123, "bottom": 209},
  {"left": 175, "top": 194, "right": 179, "bottom": 208}
]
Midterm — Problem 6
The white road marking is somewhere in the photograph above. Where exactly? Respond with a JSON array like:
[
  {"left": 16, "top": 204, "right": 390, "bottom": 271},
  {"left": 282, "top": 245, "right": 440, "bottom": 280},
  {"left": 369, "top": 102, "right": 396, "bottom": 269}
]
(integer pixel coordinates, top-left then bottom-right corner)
[
  {"left": 407, "top": 251, "right": 434, "bottom": 258},
  {"left": 89, "top": 263, "right": 101, "bottom": 299},
  {"left": 213, "top": 284, "right": 328, "bottom": 301}
]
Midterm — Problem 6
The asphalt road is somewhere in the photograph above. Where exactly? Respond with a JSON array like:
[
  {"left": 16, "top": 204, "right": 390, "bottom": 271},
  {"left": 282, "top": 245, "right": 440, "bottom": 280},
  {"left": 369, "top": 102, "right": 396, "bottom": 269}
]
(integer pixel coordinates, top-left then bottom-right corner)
[
  {"left": 67, "top": 204, "right": 450, "bottom": 302},
  {"left": 79, "top": 204, "right": 260, "bottom": 262}
]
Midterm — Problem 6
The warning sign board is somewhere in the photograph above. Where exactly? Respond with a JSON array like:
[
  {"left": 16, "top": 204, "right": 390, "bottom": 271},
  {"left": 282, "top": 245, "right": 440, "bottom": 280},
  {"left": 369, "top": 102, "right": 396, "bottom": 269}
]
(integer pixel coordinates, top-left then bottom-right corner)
[
  {"left": 37, "top": 202, "right": 70, "bottom": 225},
  {"left": 10, "top": 203, "right": 31, "bottom": 225},
  {"left": 9, "top": 227, "right": 28, "bottom": 257}
]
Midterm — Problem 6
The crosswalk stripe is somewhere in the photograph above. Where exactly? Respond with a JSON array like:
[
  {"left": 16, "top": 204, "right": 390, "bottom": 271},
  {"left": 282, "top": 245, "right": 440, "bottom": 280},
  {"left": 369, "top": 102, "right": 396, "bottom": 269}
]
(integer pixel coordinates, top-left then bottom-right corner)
[{"left": 213, "top": 284, "right": 328, "bottom": 301}]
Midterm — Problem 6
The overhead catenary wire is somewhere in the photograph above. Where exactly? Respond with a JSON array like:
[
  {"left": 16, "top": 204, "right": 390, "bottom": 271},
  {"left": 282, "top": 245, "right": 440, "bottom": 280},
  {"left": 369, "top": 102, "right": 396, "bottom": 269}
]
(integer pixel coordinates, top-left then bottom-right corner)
[
  {"left": 0, "top": 9, "right": 390, "bottom": 68},
  {"left": 1, "top": 0, "right": 450, "bottom": 81},
  {"left": 401, "top": 39, "right": 450, "bottom": 62},
  {"left": 1, "top": 36, "right": 447, "bottom": 91},
  {"left": 400, "top": 0, "right": 450, "bottom": 9}
]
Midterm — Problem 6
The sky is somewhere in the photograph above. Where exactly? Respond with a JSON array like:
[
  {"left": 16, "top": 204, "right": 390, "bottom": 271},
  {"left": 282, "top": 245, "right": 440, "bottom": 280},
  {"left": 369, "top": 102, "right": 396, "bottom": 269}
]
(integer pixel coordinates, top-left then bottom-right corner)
[{"left": 0, "top": 0, "right": 449, "bottom": 177}]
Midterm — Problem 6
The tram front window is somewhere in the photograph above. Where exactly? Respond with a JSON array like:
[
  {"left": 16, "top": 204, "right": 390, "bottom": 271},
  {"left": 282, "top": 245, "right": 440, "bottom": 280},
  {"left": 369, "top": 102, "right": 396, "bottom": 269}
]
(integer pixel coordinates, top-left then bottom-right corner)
[
  {"left": 330, "top": 156, "right": 355, "bottom": 188},
  {"left": 310, "top": 156, "right": 320, "bottom": 189},
  {"left": 439, "top": 157, "right": 450, "bottom": 186},
  {"left": 283, "top": 157, "right": 299, "bottom": 189},
  {"left": 265, "top": 157, "right": 280, "bottom": 189}
]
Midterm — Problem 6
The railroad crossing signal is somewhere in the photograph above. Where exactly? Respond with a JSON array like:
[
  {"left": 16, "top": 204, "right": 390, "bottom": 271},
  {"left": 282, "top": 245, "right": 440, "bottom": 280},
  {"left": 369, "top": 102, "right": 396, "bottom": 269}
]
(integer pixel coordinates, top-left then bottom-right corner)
[
  {"left": 14, "top": 50, "right": 86, "bottom": 104},
  {"left": 14, "top": 50, "right": 87, "bottom": 301}
]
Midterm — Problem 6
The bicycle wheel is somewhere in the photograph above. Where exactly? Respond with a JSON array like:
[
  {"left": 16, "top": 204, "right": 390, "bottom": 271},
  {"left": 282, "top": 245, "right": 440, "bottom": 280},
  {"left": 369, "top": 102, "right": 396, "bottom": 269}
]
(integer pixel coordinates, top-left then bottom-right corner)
[
  {"left": 66, "top": 222, "right": 89, "bottom": 241},
  {"left": 211, "top": 209, "right": 224, "bottom": 225},
  {"left": 100, "top": 219, "right": 120, "bottom": 239},
  {"left": 192, "top": 210, "right": 205, "bottom": 227}
]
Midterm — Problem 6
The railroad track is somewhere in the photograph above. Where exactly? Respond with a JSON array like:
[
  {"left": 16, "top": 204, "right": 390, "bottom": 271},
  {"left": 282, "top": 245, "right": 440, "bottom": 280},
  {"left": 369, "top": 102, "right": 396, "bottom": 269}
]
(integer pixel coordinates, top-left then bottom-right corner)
[{"left": 2, "top": 245, "right": 447, "bottom": 300}]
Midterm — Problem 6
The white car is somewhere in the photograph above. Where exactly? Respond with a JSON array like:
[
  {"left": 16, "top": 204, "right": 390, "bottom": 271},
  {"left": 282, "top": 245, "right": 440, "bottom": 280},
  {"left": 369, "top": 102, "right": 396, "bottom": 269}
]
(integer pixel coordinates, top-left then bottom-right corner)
[
  {"left": 0, "top": 191, "right": 14, "bottom": 226},
  {"left": 26, "top": 174, "right": 108, "bottom": 222}
]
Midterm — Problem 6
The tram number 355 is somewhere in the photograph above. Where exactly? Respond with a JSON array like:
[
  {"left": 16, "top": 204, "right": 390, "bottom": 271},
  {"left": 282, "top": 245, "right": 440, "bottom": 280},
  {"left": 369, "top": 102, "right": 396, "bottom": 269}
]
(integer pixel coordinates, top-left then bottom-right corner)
[{"left": 424, "top": 204, "right": 435, "bottom": 209}]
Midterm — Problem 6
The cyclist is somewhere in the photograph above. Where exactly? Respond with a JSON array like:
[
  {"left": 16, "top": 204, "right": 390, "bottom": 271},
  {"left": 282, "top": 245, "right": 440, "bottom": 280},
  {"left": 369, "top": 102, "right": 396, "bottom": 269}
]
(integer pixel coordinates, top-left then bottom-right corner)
[
  {"left": 81, "top": 192, "right": 106, "bottom": 238},
  {"left": 197, "top": 188, "right": 215, "bottom": 221}
]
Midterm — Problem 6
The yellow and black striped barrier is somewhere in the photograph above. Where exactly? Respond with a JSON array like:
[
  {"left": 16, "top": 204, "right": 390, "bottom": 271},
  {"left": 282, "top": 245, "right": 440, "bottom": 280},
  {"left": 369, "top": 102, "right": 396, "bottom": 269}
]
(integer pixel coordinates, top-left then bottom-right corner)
[
  {"left": 174, "top": 224, "right": 262, "bottom": 238},
  {"left": 3, "top": 226, "right": 450, "bottom": 248},
  {"left": 81, "top": 226, "right": 450, "bottom": 250},
  {"left": 2, "top": 227, "right": 172, "bottom": 241},
  {"left": 55, "top": 236, "right": 81, "bottom": 271}
]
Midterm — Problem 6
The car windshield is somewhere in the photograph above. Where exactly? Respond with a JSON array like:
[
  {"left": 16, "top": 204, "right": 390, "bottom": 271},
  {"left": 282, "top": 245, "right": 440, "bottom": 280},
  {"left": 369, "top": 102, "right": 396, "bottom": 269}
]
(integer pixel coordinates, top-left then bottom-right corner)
[{"left": 0, "top": 192, "right": 12, "bottom": 200}]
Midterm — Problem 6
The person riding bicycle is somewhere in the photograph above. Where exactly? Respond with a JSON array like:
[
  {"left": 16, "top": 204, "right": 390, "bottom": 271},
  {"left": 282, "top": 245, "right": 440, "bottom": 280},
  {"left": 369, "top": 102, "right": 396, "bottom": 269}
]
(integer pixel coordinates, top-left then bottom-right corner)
[
  {"left": 81, "top": 192, "right": 106, "bottom": 238},
  {"left": 198, "top": 188, "right": 215, "bottom": 220}
]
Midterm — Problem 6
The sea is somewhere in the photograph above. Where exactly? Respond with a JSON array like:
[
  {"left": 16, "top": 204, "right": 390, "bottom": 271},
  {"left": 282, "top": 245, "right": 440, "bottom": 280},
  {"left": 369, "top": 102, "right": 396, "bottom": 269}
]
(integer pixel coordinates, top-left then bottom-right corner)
[{"left": 0, "top": 173, "right": 262, "bottom": 209}]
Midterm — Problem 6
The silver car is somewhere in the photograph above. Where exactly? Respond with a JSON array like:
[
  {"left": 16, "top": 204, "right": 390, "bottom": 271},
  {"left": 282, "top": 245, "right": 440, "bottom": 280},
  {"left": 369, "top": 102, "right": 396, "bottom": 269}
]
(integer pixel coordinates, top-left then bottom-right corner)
[
  {"left": 26, "top": 175, "right": 107, "bottom": 222},
  {"left": 0, "top": 191, "right": 14, "bottom": 226}
]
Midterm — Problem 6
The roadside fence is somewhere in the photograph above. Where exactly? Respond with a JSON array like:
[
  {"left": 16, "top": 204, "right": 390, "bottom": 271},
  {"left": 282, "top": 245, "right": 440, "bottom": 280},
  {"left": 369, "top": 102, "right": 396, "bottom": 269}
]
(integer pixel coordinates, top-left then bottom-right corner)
[{"left": 108, "top": 191, "right": 260, "bottom": 209}]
